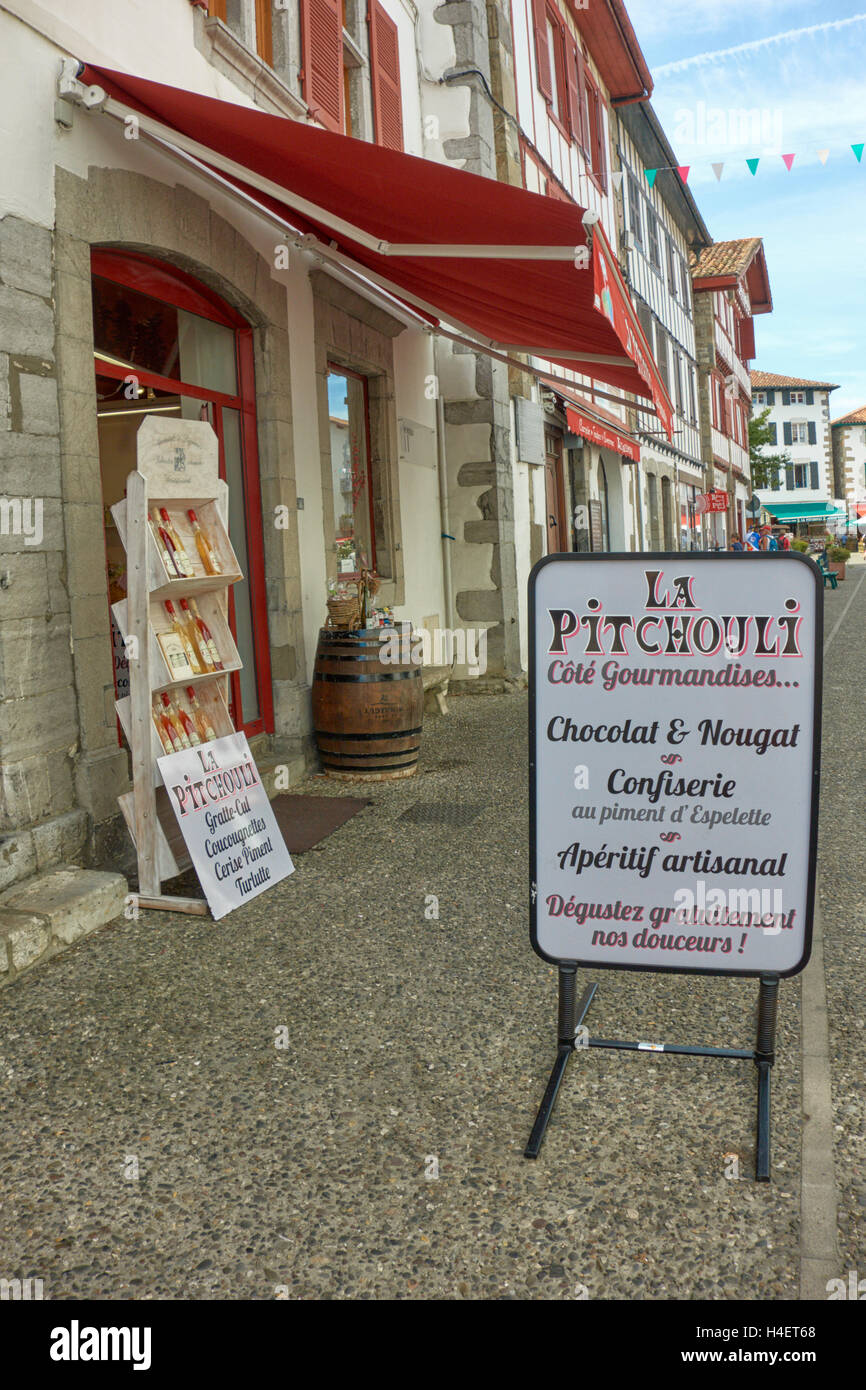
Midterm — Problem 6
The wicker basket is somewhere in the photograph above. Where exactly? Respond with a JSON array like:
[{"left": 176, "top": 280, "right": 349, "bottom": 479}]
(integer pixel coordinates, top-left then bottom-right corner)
[{"left": 326, "top": 592, "right": 361, "bottom": 629}]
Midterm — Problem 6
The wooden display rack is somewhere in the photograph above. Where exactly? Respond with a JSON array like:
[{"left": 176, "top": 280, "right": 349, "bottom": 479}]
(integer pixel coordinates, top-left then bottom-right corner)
[{"left": 111, "top": 417, "right": 243, "bottom": 915}]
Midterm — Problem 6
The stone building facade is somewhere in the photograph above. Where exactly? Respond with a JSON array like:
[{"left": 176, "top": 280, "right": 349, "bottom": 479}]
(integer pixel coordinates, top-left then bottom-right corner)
[{"left": 831, "top": 405, "right": 866, "bottom": 512}]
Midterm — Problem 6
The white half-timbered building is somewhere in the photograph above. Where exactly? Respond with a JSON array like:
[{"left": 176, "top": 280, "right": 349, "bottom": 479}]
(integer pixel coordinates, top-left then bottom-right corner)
[{"left": 615, "top": 102, "right": 711, "bottom": 550}]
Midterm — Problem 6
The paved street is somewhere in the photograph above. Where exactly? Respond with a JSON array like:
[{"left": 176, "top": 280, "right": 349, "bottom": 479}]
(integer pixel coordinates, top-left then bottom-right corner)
[{"left": 0, "top": 568, "right": 863, "bottom": 1301}]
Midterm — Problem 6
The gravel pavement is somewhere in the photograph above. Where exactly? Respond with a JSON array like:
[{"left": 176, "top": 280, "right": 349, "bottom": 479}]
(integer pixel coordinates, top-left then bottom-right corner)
[{"left": 0, "top": 573, "right": 862, "bottom": 1301}]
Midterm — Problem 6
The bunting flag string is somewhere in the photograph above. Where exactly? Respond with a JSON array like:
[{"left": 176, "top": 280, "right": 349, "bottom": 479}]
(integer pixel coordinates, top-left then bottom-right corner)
[{"left": 640, "top": 143, "right": 865, "bottom": 185}]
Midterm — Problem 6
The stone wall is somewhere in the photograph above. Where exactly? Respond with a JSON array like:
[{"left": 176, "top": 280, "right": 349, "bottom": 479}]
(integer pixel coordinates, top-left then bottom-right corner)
[
  {"left": 0, "top": 212, "right": 89, "bottom": 893},
  {"left": 7, "top": 165, "right": 314, "bottom": 876}
]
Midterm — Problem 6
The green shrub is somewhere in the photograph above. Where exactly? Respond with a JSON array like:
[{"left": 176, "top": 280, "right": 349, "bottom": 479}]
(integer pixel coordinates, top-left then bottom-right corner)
[
  {"left": 791, "top": 539, "right": 809, "bottom": 552},
  {"left": 829, "top": 546, "right": 851, "bottom": 563}
]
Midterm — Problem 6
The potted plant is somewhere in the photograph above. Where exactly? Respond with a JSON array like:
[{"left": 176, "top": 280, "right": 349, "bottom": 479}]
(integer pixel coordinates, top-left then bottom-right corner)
[
  {"left": 791, "top": 539, "right": 809, "bottom": 553},
  {"left": 828, "top": 545, "right": 850, "bottom": 580}
]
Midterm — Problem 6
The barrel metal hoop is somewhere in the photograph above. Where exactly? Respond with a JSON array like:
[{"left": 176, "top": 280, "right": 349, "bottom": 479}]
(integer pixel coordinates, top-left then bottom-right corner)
[
  {"left": 314, "top": 726, "right": 423, "bottom": 741},
  {"left": 317, "top": 746, "right": 420, "bottom": 760},
  {"left": 315, "top": 650, "right": 402, "bottom": 662},
  {"left": 320, "top": 759, "right": 419, "bottom": 771},
  {"left": 313, "top": 671, "right": 420, "bottom": 683}
]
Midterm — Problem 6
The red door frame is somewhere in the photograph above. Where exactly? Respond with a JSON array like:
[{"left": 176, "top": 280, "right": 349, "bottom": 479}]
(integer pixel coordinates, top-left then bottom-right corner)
[{"left": 91, "top": 249, "right": 274, "bottom": 738}]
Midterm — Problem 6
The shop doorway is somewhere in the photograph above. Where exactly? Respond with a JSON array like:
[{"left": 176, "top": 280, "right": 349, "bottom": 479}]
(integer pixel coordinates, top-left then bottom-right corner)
[
  {"left": 92, "top": 250, "right": 273, "bottom": 737},
  {"left": 544, "top": 426, "right": 567, "bottom": 553}
]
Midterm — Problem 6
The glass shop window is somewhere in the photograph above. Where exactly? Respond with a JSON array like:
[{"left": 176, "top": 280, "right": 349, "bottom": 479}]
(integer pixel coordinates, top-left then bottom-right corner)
[{"left": 327, "top": 364, "right": 389, "bottom": 578}]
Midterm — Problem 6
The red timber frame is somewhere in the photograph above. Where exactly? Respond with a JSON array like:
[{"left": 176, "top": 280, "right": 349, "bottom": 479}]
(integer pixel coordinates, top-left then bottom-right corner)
[{"left": 91, "top": 248, "right": 274, "bottom": 739}]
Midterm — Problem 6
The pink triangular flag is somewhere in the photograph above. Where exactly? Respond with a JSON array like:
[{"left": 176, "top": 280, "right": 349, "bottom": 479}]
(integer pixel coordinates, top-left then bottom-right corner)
[
  {"left": 817, "top": 149, "right": 830, "bottom": 165},
  {"left": 711, "top": 163, "right": 724, "bottom": 181},
  {"left": 677, "top": 166, "right": 690, "bottom": 183},
  {"left": 782, "top": 153, "right": 795, "bottom": 171}
]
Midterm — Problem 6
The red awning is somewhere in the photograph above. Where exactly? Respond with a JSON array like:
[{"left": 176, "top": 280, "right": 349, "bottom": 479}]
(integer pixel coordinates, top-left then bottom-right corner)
[
  {"left": 565, "top": 403, "right": 640, "bottom": 462},
  {"left": 80, "top": 66, "right": 673, "bottom": 435}
]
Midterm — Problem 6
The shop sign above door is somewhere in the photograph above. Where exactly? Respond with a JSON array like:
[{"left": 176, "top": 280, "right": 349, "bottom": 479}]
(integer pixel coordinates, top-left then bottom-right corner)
[{"left": 137, "top": 415, "right": 218, "bottom": 494}]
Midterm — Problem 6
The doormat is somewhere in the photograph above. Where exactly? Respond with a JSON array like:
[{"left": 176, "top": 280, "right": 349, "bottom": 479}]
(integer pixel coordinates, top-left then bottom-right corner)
[{"left": 270, "top": 794, "right": 371, "bottom": 853}]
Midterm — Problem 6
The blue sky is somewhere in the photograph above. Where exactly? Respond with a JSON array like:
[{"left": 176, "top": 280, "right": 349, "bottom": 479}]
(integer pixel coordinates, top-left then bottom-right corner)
[{"left": 627, "top": 1, "right": 866, "bottom": 418}]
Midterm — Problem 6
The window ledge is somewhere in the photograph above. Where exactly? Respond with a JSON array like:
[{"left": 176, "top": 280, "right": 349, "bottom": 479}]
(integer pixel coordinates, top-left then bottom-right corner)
[{"left": 201, "top": 16, "right": 307, "bottom": 121}]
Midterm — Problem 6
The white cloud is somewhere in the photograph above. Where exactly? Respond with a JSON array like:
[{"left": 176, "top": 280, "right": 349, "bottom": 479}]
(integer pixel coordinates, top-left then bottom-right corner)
[
  {"left": 628, "top": 0, "right": 832, "bottom": 45},
  {"left": 653, "top": 13, "right": 866, "bottom": 75}
]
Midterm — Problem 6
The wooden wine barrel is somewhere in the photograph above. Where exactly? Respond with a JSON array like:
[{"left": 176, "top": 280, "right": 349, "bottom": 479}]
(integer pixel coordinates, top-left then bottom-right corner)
[{"left": 312, "top": 627, "right": 423, "bottom": 780}]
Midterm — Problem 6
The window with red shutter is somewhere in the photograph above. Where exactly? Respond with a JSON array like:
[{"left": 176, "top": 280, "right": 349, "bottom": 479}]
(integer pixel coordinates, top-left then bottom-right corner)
[
  {"left": 585, "top": 79, "right": 607, "bottom": 190},
  {"left": 300, "top": 0, "right": 344, "bottom": 133},
  {"left": 254, "top": 0, "right": 273, "bottom": 67},
  {"left": 565, "top": 38, "right": 584, "bottom": 147},
  {"left": 532, "top": 0, "right": 553, "bottom": 102},
  {"left": 369, "top": 1, "right": 404, "bottom": 151},
  {"left": 737, "top": 316, "right": 756, "bottom": 362}
]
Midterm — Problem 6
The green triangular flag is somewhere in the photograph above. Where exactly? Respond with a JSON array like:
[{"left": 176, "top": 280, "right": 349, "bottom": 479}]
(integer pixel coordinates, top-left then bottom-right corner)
[
  {"left": 645, "top": 169, "right": 658, "bottom": 188},
  {"left": 852, "top": 143, "right": 864, "bottom": 162},
  {"left": 746, "top": 158, "right": 760, "bottom": 176}
]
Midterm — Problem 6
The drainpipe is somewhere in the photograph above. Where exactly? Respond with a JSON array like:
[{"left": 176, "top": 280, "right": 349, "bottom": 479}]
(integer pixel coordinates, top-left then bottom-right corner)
[{"left": 434, "top": 340, "right": 454, "bottom": 632}]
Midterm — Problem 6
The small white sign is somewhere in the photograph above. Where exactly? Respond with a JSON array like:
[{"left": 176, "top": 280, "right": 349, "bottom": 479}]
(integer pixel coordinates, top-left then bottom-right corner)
[{"left": 158, "top": 732, "right": 294, "bottom": 920}]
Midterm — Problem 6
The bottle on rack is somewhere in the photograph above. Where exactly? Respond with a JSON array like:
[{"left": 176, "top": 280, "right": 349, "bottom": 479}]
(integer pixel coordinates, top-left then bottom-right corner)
[
  {"left": 153, "top": 698, "right": 179, "bottom": 753},
  {"left": 186, "top": 686, "right": 217, "bottom": 743},
  {"left": 183, "top": 597, "right": 224, "bottom": 670},
  {"left": 162, "top": 600, "right": 202, "bottom": 676},
  {"left": 150, "top": 510, "right": 185, "bottom": 579},
  {"left": 186, "top": 509, "right": 221, "bottom": 576},
  {"left": 158, "top": 692, "right": 191, "bottom": 749},
  {"left": 177, "top": 598, "right": 214, "bottom": 673},
  {"left": 158, "top": 508, "right": 194, "bottom": 577},
  {"left": 170, "top": 693, "right": 202, "bottom": 747}
]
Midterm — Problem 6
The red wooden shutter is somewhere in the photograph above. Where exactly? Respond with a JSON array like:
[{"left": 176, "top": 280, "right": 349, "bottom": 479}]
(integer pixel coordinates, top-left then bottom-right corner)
[
  {"left": 300, "top": 0, "right": 344, "bottom": 133},
  {"left": 575, "top": 44, "right": 589, "bottom": 153},
  {"left": 565, "top": 38, "right": 583, "bottom": 144},
  {"left": 532, "top": 0, "right": 553, "bottom": 102},
  {"left": 369, "top": 1, "right": 404, "bottom": 151},
  {"left": 254, "top": 0, "right": 273, "bottom": 67}
]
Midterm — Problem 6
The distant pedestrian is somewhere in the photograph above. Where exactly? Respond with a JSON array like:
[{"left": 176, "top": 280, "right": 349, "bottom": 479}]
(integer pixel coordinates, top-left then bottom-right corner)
[
  {"left": 730, "top": 536, "right": 744, "bottom": 551},
  {"left": 780, "top": 531, "right": 791, "bottom": 551}
]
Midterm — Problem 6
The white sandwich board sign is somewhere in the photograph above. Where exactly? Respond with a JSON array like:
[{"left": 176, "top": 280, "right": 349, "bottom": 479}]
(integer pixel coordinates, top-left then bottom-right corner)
[{"left": 530, "top": 554, "right": 821, "bottom": 977}]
